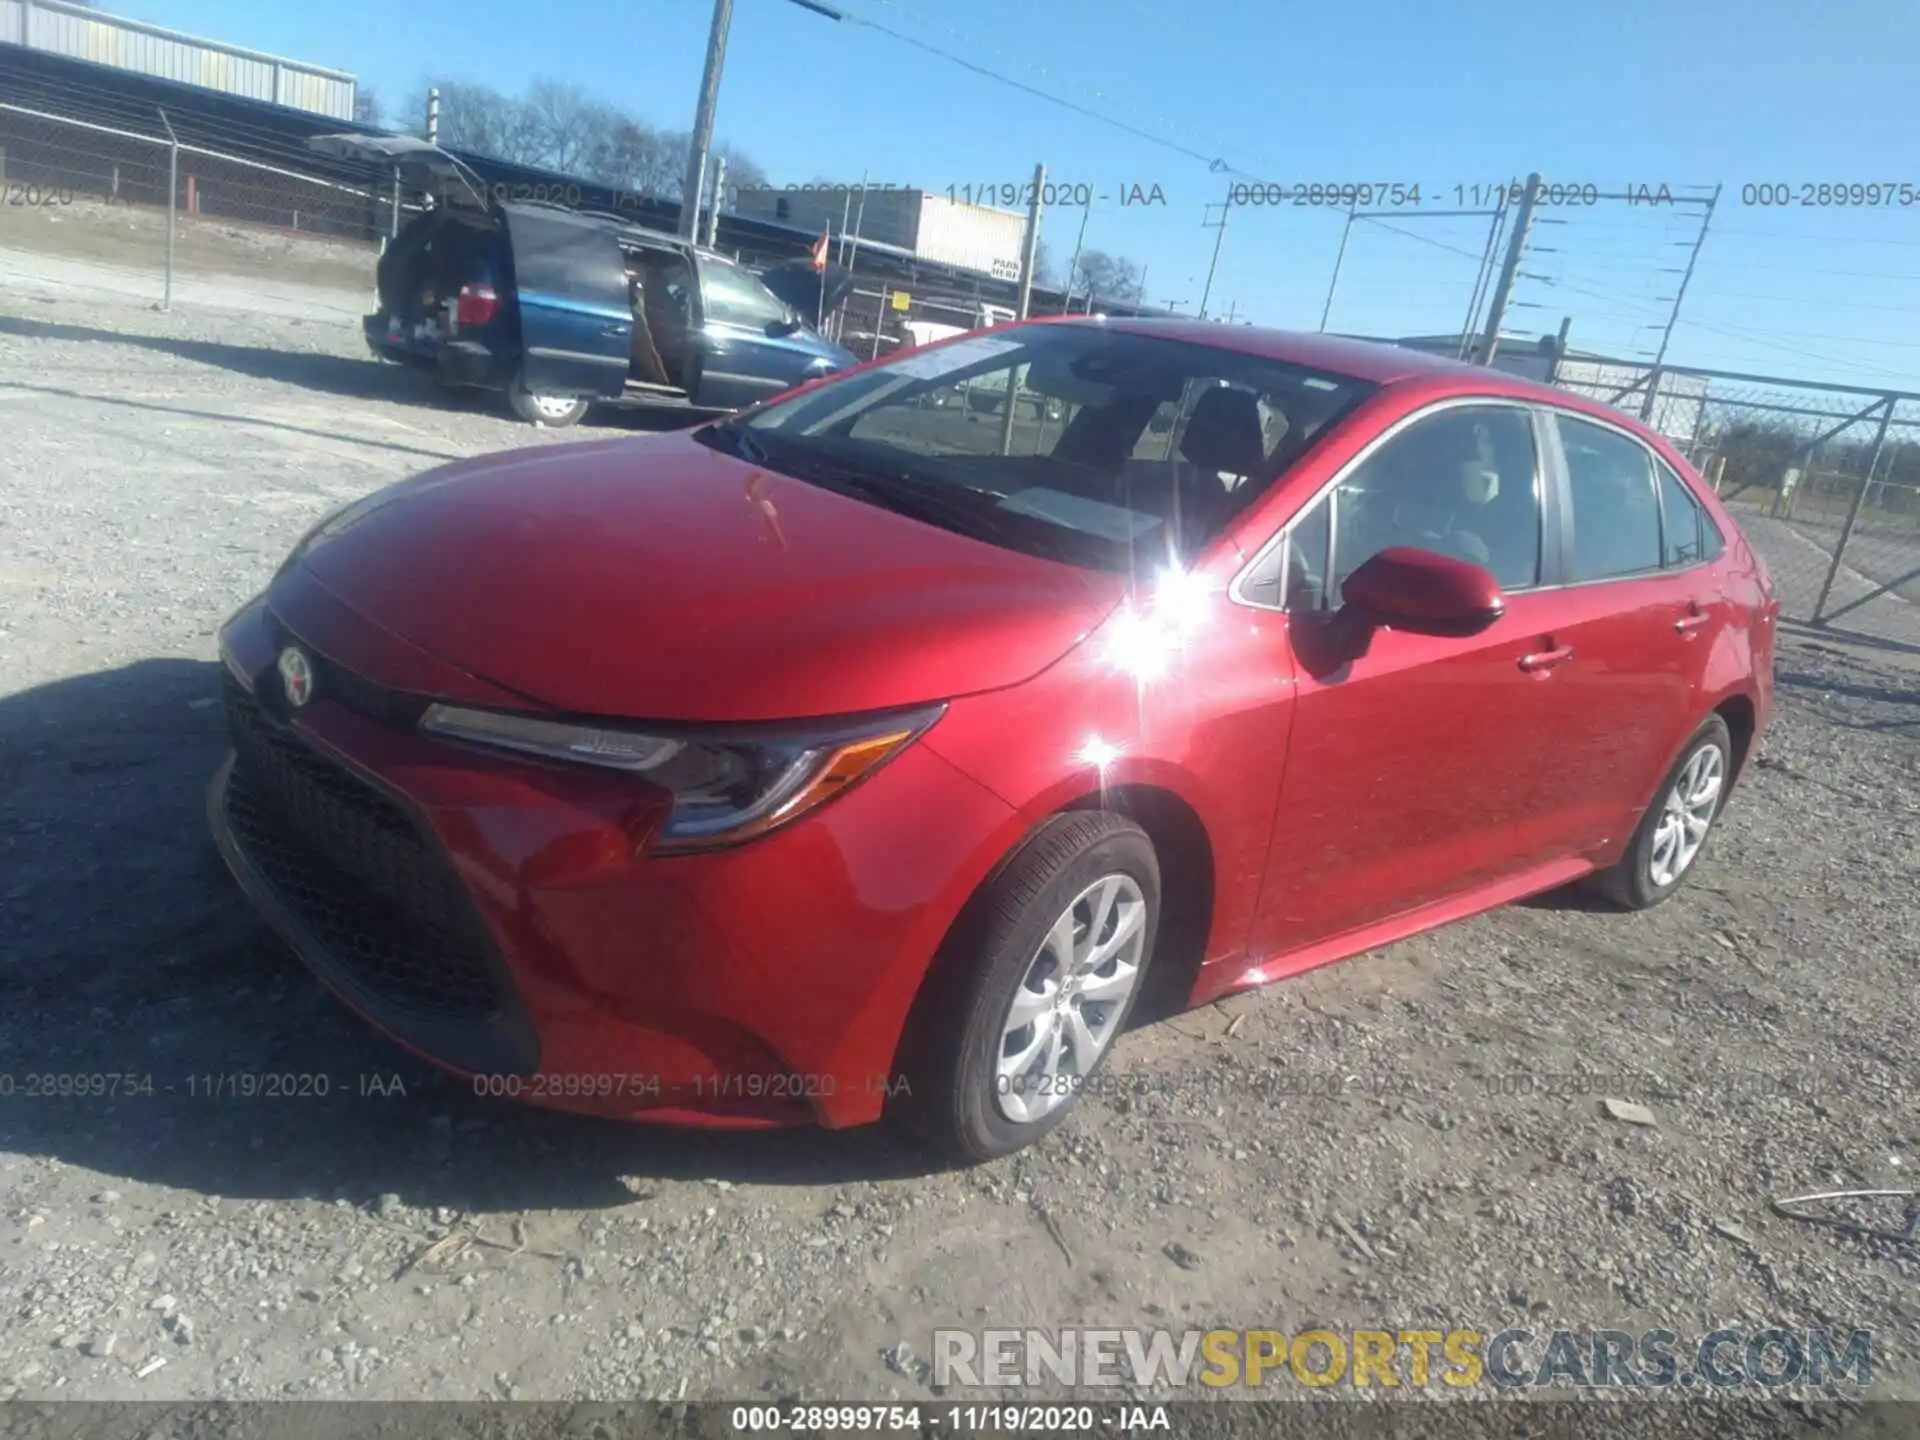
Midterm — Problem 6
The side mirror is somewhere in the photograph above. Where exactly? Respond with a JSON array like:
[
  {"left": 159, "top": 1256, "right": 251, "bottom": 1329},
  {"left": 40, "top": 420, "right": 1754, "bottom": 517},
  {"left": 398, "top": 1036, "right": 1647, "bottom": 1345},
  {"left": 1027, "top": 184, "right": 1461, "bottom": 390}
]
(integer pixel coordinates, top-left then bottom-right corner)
[
  {"left": 768, "top": 316, "right": 804, "bottom": 337},
  {"left": 1340, "top": 546, "right": 1505, "bottom": 636}
]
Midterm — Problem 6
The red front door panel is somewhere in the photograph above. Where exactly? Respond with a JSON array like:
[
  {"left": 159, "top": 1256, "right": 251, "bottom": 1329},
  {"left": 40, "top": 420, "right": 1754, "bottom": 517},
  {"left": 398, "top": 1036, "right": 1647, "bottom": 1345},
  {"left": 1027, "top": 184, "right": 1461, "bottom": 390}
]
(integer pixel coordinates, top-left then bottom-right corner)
[{"left": 1248, "top": 588, "right": 1571, "bottom": 958}]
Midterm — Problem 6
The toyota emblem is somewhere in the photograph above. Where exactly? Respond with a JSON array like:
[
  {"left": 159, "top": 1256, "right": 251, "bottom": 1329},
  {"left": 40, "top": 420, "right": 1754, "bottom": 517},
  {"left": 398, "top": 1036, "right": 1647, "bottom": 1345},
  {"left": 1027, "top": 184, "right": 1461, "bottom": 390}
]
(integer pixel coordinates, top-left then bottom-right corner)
[{"left": 277, "top": 646, "right": 314, "bottom": 709}]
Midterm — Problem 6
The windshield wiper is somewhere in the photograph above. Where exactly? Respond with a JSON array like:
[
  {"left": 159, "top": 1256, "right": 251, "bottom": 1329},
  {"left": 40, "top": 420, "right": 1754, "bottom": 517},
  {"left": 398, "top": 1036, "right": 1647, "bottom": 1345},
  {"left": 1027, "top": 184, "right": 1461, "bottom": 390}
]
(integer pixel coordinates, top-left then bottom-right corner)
[
  {"left": 699, "top": 417, "right": 770, "bottom": 465},
  {"left": 790, "top": 453, "right": 1041, "bottom": 546}
]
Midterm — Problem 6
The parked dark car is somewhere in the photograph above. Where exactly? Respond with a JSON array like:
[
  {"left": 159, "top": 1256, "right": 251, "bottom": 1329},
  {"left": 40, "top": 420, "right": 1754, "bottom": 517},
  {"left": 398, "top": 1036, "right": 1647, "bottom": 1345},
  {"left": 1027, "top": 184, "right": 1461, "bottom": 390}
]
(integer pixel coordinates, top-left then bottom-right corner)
[{"left": 312, "top": 135, "right": 857, "bottom": 427}]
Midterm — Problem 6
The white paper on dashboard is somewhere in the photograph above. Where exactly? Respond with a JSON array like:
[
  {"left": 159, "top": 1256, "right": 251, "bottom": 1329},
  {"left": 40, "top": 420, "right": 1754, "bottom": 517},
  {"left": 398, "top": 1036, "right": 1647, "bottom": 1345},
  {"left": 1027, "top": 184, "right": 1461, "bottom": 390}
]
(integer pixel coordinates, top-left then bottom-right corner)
[{"left": 886, "top": 335, "right": 1027, "bottom": 380}]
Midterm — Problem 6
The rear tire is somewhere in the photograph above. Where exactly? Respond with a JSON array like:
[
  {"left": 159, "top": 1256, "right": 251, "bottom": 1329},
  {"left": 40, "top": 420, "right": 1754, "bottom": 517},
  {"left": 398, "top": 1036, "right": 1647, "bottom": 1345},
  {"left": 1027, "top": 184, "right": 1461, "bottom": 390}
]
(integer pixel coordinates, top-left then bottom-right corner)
[
  {"left": 896, "top": 812, "right": 1160, "bottom": 1163},
  {"left": 507, "top": 372, "right": 588, "bottom": 429},
  {"left": 1586, "top": 714, "right": 1731, "bottom": 910}
]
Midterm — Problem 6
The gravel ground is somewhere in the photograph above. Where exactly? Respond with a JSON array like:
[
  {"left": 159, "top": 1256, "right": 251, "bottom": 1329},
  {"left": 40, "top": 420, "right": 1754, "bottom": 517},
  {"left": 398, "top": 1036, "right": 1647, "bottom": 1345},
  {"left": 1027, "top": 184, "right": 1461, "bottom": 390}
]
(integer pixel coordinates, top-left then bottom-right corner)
[{"left": 0, "top": 271, "right": 1915, "bottom": 1413}]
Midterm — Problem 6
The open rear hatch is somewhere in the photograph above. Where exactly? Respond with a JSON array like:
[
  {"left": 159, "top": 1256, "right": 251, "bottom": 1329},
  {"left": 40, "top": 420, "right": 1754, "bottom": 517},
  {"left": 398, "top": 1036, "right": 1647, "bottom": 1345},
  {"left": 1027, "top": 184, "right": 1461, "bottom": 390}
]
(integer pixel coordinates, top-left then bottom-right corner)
[{"left": 307, "top": 132, "right": 491, "bottom": 209}]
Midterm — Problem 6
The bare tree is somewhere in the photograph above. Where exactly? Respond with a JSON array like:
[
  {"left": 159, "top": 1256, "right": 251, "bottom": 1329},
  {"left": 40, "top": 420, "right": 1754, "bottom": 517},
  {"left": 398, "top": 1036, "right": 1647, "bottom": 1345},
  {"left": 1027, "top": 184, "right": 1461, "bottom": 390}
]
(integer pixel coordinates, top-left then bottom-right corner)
[
  {"left": 412, "top": 76, "right": 767, "bottom": 206},
  {"left": 524, "top": 80, "right": 621, "bottom": 176},
  {"left": 423, "top": 80, "right": 542, "bottom": 163},
  {"left": 1072, "top": 249, "right": 1144, "bottom": 304},
  {"left": 1032, "top": 237, "right": 1056, "bottom": 288},
  {"left": 352, "top": 87, "right": 385, "bottom": 130}
]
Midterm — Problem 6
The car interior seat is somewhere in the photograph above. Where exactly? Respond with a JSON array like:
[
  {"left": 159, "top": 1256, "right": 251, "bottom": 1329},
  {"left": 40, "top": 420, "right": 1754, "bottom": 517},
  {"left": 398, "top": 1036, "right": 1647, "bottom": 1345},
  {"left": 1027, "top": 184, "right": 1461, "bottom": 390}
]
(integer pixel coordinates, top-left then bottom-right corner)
[
  {"left": 625, "top": 270, "right": 672, "bottom": 387},
  {"left": 1173, "top": 386, "right": 1268, "bottom": 545},
  {"left": 639, "top": 252, "right": 694, "bottom": 388}
]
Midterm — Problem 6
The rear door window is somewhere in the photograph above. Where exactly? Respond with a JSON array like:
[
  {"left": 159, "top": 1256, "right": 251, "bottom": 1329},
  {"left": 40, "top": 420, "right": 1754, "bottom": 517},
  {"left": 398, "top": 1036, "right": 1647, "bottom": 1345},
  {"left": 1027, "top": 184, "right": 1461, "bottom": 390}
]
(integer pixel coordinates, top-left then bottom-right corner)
[
  {"left": 1556, "top": 415, "right": 1662, "bottom": 582},
  {"left": 1656, "top": 460, "right": 1725, "bottom": 564}
]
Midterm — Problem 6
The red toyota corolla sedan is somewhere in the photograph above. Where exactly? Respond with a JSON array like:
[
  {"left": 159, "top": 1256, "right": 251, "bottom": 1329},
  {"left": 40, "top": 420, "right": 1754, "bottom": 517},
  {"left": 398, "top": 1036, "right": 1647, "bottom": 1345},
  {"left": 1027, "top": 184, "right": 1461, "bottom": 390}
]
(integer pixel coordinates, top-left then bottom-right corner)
[{"left": 209, "top": 320, "right": 1775, "bottom": 1159}]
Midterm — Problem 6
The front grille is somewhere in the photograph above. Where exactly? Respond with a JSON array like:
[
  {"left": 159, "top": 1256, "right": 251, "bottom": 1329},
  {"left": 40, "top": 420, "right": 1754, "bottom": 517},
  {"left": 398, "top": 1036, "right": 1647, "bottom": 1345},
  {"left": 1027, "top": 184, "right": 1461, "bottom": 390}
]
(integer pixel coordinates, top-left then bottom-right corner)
[{"left": 221, "top": 675, "right": 506, "bottom": 1023}]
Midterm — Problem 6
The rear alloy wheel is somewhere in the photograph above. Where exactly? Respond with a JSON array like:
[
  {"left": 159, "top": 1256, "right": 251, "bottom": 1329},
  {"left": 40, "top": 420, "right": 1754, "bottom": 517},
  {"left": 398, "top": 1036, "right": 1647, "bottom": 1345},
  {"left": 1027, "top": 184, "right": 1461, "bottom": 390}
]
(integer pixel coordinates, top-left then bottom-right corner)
[
  {"left": 899, "top": 812, "right": 1159, "bottom": 1161},
  {"left": 1588, "top": 714, "right": 1731, "bottom": 910},
  {"left": 507, "top": 372, "right": 588, "bottom": 429}
]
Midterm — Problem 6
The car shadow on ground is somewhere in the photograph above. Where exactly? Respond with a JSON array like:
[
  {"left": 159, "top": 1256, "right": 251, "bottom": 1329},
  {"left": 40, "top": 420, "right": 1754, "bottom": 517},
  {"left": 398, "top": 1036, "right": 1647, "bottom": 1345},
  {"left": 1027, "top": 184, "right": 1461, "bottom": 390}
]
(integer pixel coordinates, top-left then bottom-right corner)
[
  {"left": 0, "top": 315, "right": 704, "bottom": 437},
  {"left": 0, "top": 659, "right": 948, "bottom": 1214},
  {"left": 1778, "top": 616, "right": 1920, "bottom": 659}
]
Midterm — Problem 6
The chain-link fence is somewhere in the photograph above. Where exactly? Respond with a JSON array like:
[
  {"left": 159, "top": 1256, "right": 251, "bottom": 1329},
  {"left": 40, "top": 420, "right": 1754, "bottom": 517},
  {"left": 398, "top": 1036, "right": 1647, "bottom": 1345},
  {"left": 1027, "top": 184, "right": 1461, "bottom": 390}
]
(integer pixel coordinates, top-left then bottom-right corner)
[
  {"left": 1552, "top": 360, "right": 1920, "bottom": 650},
  {"left": 0, "top": 100, "right": 404, "bottom": 306}
]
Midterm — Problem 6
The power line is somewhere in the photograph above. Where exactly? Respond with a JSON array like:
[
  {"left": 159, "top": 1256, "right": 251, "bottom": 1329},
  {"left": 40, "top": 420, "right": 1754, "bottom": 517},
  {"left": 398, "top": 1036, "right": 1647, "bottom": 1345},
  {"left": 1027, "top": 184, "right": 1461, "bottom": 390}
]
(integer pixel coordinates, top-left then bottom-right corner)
[
  {"left": 834, "top": 8, "right": 1232, "bottom": 171},
  {"left": 1711, "top": 225, "right": 1920, "bottom": 248}
]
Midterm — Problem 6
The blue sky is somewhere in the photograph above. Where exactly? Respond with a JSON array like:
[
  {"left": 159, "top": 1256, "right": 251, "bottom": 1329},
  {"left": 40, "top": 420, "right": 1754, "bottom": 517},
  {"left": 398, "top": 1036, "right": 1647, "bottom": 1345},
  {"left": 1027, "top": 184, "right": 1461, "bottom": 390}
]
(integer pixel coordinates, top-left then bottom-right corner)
[{"left": 142, "top": 0, "right": 1920, "bottom": 390}]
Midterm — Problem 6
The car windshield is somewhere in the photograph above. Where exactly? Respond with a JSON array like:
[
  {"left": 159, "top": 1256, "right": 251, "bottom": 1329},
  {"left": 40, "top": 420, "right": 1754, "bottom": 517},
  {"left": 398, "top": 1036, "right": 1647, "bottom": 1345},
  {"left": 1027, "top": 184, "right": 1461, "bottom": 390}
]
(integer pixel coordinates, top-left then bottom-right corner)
[{"left": 701, "top": 323, "right": 1376, "bottom": 571}]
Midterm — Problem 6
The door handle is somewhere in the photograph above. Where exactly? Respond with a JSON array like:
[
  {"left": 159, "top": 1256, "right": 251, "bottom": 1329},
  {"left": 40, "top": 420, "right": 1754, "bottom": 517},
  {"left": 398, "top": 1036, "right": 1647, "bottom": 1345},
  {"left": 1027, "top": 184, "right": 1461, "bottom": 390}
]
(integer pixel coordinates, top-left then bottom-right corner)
[
  {"left": 1518, "top": 644, "right": 1574, "bottom": 673},
  {"left": 1674, "top": 612, "right": 1710, "bottom": 634},
  {"left": 600, "top": 321, "right": 631, "bottom": 337}
]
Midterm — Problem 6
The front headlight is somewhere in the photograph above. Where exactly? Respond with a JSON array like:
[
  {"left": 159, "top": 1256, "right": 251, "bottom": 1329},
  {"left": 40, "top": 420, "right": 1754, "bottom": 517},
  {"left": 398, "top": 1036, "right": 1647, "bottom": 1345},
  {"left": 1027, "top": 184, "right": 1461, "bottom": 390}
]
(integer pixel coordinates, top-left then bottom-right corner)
[{"left": 418, "top": 702, "right": 943, "bottom": 851}]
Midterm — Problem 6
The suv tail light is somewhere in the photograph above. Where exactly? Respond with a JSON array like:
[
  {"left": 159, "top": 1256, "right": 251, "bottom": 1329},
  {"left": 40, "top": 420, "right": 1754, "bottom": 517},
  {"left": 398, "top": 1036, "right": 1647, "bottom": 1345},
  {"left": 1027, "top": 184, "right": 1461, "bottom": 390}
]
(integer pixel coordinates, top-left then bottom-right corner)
[{"left": 455, "top": 283, "right": 499, "bottom": 328}]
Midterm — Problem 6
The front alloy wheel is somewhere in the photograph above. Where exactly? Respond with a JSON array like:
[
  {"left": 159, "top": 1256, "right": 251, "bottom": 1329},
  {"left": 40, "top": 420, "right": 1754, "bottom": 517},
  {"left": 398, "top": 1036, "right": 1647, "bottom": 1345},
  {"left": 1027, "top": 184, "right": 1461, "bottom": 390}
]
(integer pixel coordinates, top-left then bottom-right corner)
[
  {"left": 995, "top": 874, "right": 1148, "bottom": 1124},
  {"left": 897, "top": 811, "right": 1160, "bottom": 1161}
]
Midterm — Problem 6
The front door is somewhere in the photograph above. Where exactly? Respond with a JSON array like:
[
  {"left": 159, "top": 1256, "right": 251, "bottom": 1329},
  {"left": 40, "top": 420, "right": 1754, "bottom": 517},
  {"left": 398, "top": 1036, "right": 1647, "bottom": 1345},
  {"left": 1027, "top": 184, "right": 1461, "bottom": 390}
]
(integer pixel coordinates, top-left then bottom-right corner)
[
  {"left": 501, "top": 205, "right": 633, "bottom": 400},
  {"left": 1247, "top": 400, "right": 1568, "bottom": 959},
  {"left": 691, "top": 255, "right": 825, "bottom": 411}
]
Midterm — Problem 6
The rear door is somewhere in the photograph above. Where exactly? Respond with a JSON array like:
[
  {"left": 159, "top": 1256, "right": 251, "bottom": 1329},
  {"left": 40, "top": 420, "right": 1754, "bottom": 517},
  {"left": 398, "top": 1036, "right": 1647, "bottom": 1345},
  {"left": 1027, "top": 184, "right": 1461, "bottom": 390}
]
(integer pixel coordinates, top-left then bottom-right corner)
[
  {"left": 500, "top": 205, "right": 633, "bottom": 400},
  {"left": 1505, "top": 410, "right": 1724, "bottom": 864},
  {"left": 691, "top": 255, "right": 827, "bottom": 411}
]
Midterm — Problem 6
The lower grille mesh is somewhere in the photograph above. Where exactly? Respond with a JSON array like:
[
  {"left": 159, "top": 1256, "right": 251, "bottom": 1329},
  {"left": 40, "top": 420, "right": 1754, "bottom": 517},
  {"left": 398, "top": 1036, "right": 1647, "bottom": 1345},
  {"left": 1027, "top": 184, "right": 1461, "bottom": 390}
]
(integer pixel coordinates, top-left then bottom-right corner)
[{"left": 222, "top": 677, "right": 505, "bottom": 1022}]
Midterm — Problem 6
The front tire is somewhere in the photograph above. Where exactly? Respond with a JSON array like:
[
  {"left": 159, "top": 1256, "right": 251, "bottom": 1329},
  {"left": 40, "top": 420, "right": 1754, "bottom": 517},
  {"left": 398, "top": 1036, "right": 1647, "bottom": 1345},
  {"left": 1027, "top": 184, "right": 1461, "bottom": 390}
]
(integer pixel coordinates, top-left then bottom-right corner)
[
  {"left": 1587, "top": 714, "right": 1731, "bottom": 910},
  {"left": 507, "top": 371, "right": 589, "bottom": 429},
  {"left": 899, "top": 812, "right": 1160, "bottom": 1162}
]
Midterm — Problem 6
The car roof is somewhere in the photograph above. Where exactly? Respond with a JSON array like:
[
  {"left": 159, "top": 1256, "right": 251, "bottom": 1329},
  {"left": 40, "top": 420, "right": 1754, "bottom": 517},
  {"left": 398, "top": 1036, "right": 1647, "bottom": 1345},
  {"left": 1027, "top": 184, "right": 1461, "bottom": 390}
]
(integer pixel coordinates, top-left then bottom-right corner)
[{"left": 1078, "top": 317, "right": 1572, "bottom": 396}]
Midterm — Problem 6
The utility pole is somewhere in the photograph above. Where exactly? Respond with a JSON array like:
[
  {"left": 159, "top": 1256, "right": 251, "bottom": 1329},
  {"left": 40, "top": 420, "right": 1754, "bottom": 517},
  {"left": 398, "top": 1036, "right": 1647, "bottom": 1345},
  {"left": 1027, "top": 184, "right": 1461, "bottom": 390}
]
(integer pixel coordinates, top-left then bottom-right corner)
[
  {"left": 1642, "top": 183, "right": 1720, "bottom": 407},
  {"left": 1319, "top": 195, "right": 1357, "bottom": 332},
  {"left": 705, "top": 155, "right": 727, "bottom": 247},
  {"left": 1198, "top": 189, "right": 1230, "bottom": 320},
  {"left": 1014, "top": 161, "right": 1043, "bottom": 320},
  {"left": 1546, "top": 314, "right": 1572, "bottom": 384},
  {"left": 1474, "top": 173, "right": 1541, "bottom": 366},
  {"left": 1000, "top": 162, "right": 1045, "bottom": 456},
  {"left": 1063, "top": 195, "right": 1091, "bottom": 311},
  {"left": 678, "top": 0, "right": 735, "bottom": 239},
  {"left": 1458, "top": 199, "right": 1507, "bottom": 358}
]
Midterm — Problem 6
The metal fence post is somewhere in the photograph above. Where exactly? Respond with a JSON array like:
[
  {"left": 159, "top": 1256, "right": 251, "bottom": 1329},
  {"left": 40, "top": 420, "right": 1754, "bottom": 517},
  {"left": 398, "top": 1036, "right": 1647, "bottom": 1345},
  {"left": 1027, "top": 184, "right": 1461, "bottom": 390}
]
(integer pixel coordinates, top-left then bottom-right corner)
[
  {"left": 1812, "top": 396, "right": 1895, "bottom": 623},
  {"left": 157, "top": 107, "right": 177, "bottom": 311},
  {"left": 389, "top": 166, "right": 401, "bottom": 238},
  {"left": 1639, "top": 364, "right": 1663, "bottom": 424}
]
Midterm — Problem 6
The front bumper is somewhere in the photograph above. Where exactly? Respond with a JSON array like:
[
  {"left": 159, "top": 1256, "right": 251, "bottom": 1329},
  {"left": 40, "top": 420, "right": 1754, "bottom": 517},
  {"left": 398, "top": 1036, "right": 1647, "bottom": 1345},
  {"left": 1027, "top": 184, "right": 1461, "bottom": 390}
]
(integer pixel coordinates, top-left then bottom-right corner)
[{"left": 208, "top": 590, "right": 1015, "bottom": 1129}]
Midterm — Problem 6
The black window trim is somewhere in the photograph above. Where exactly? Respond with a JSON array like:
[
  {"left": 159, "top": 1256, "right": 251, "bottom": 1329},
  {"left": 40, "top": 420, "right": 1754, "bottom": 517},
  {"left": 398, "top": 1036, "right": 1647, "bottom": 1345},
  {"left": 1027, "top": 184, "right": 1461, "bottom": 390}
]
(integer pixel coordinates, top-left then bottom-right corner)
[
  {"left": 1543, "top": 404, "right": 1723, "bottom": 588},
  {"left": 1228, "top": 394, "right": 1559, "bottom": 614}
]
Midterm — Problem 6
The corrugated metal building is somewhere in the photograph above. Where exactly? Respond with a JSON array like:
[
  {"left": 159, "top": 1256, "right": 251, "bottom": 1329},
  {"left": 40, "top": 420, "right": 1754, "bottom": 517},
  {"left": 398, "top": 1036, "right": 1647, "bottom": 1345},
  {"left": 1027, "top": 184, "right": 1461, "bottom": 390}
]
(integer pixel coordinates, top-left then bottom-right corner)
[
  {"left": 731, "top": 186, "right": 1029, "bottom": 281},
  {"left": 0, "top": 0, "right": 355, "bottom": 118}
]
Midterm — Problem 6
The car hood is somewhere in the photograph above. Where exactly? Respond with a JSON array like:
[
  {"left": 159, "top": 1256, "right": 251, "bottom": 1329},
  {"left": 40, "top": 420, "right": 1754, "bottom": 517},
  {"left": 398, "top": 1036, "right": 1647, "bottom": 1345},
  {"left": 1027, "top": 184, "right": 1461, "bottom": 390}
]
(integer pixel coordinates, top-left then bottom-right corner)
[{"left": 292, "top": 431, "right": 1119, "bottom": 722}]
